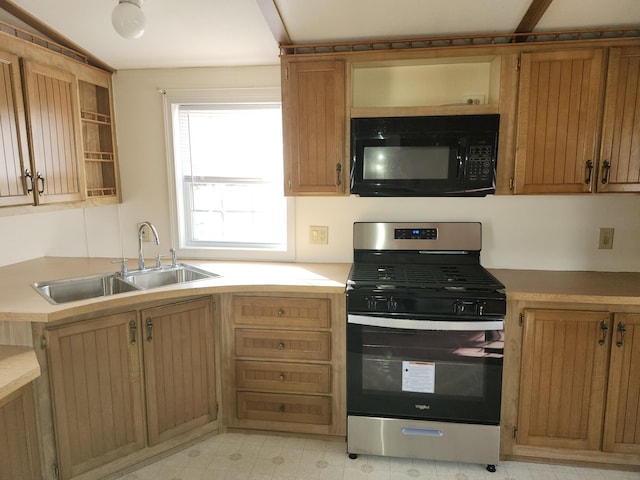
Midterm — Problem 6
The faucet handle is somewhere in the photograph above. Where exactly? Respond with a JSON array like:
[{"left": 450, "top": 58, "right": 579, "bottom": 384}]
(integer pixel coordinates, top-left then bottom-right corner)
[
  {"left": 154, "top": 253, "right": 170, "bottom": 268},
  {"left": 170, "top": 248, "right": 177, "bottom": 266},
  {"left": 111, "top": 258, "right": 128, "bottom": 276}
]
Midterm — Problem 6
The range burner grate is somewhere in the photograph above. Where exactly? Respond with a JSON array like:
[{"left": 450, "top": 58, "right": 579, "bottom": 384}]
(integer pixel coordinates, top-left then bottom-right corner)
[{"left": 349, "top": 263, "right": 502, "bottom": 290}]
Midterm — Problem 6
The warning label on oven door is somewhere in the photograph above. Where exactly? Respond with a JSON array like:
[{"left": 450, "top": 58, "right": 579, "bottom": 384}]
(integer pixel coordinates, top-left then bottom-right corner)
[{"left": 402, "top": 361, "right": 435, "bottom": 394}]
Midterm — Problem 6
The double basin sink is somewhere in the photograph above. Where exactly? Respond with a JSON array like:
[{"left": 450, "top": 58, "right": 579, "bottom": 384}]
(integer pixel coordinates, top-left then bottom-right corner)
[{"left": 33, "top": 264, "right": 220, "bottom": 305}]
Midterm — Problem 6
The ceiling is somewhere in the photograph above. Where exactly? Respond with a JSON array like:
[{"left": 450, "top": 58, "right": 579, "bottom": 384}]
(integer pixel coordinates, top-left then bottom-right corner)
[{"left": 2, "top": 0, "right": 640, "bottom": 71}]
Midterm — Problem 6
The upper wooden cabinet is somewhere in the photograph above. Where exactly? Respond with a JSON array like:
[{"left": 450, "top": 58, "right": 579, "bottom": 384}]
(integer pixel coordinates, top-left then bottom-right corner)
[
  {"left": 514, "top": 47, "right": 640, "bottom": 194},
  {"left": 599, "top": 47, "right": 640, "bottom": 192},
  {"left": 0, "top": 51, "right": 32, "bottom": 208},
  {"left": 22, "top": 60, "right": 85, "bottom": 205},
  {"left": 0, "top": 33, "right": 120, "bottom": 210},
  {"left": 514, "top": 49, "right": 605, "bottom": 194},
  {"left": 282, "top": 59, "right": 346, "bottom": 195}
]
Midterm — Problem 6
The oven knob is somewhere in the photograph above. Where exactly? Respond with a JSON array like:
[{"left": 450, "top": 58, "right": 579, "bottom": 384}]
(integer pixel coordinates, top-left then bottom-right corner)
[
  {"left": 477, "top": 302, "right": 487, "bottom": 315},
  {"left": 387, "top": 298, "right": 398, "bottom": 311},
  {"left": 453, "top": 301, "right": 465, "bottom": 314},
  {"left": 366, "top": 297, "right": 377, "bottom": 310}
]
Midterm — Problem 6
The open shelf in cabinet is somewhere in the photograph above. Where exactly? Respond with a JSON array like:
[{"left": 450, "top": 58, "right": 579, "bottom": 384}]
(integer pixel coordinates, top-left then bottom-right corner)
[{"left": 79, "top": 80, "right": 118, "bottom": 201}]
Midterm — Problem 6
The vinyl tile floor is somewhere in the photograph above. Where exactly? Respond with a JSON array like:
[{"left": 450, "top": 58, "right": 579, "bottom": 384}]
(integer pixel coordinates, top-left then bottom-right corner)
[{"left": 120, "top": 432, "right": 639, "bottom": 480}]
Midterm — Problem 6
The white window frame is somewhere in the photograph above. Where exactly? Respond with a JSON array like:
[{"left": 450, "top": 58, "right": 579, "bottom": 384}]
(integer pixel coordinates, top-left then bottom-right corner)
[{"left": 162, "top": 87, "right": 295, "bottom": 261}]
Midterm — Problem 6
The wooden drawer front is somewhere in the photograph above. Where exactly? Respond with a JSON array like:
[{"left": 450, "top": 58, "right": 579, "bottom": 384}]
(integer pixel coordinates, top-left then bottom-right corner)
[
  {"left": 235, "top": 329, "right": 330, "bottom": 361},
  {"left": 237, "top": 392, "right": 331, "bottom": 425},
  {"left": 233, "top": 296, "right": 330, "bottom": 328},
  {"left": 236, "top": 360, "right": 331, "bottom": 394}
]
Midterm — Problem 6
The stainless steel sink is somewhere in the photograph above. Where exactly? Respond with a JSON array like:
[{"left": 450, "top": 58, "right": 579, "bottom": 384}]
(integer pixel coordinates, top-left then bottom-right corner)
[
  {"left": 33, "top": 263, "right": 220, "bottom": 304},
  {"left": 125, "top": 264, "right": 219, "bottom": 289},
  {"left": 33, "top": 273, "right": 140, "bottom": 305}
]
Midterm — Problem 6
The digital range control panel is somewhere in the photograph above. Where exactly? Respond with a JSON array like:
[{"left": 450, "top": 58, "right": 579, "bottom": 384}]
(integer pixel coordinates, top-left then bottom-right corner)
[{"left": 394, "top": 228, "right": 438, "bottom": 240}]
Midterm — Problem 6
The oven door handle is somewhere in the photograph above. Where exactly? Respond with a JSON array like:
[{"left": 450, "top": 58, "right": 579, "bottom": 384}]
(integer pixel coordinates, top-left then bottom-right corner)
[{"left": 348, "top": 314, "right": 503, "bottom": 331}]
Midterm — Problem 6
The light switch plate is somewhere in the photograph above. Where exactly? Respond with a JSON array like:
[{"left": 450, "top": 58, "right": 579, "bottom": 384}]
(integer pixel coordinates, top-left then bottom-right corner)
[{"left": 310, "top": 226, "right": 329, "bottom": 245}]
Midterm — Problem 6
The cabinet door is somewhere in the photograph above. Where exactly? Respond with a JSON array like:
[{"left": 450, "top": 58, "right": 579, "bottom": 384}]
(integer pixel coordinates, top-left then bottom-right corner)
[
  {"left": 46, "top": 312, "right": 144, "bottom": 480},
  {"left": 518, "top": 309, "right": 610, "bottom": 450},
  {"left": 0, "top": 385, "right": 41, "bottom": 479},
  {"left": 0, "top": 51, "right": 32, "bottom": 207},
  {"left": 598, "top": 47, "right": 640, "bottom": 192},
  {"left": 282, "top": 59, "right": 346, "bottom": 195},
  {"left": 514, "top": 49, "right": 604, "bottom": 193},
  {"left": 22, "top": 60, "right": 85, "bottom": 205},
  {"left": 141, "top": 298, "right": 217, "bottom": 446},
  {"left": 603, "top": 313, "right": 640, "bottom": 454}
]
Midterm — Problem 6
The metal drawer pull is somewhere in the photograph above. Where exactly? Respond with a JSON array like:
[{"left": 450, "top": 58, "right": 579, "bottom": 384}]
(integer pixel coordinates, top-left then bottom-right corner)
[
  {"left": 129, "top": 320, "right": 137, "bottom": 344},
  {"left": 599, "top": 320, "right": 608, "bottom": 345},
  {"left": 25, "top": 169, "right": 34, "bottom": 193},
  {"left": 277, "top": 309, "right": 285, "bottom": 316},
  {"left": 146, "top": 317, "right": 153, "bottom": 342},
  {"left": 616, "top": 322, "right": 626, "bottom": 347},
  {"left": 401, "top": 427, "right": 443, "bottom": 437},
  {"left": 36, "top": 171, "right": 45, "bottom": 195},
  {"left": 279, "top": 404, "right": 285, "bottom": 413},
  {"left": 278, "top": 342, "right": 285, "bottom": 350},
  {"left": 336, "top": 163, "right": 342, "bottom": 186},
  {"left": 279, "top": 374, "right": 285, "bottom": 381}
]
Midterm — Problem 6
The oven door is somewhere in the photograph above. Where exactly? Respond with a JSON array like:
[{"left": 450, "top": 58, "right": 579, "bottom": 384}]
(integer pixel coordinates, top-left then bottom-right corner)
[{"left": 347, "top": 314, "right": 504, "bottom": 425}]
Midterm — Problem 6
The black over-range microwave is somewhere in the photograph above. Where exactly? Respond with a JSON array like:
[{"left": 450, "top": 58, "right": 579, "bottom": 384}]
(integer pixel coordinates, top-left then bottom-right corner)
[{"left": 350, "top": 114, "right": 500, "bottom": 197}]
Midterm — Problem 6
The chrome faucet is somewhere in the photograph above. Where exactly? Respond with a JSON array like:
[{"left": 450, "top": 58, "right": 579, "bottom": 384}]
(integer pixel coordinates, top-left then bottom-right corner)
[{"left": 138, "top": 221, "right": 160, "bottom": 270}]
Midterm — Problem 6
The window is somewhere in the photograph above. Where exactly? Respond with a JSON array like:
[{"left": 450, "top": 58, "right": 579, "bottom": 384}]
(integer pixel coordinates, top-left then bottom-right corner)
[{"left": 163, "top": 88, "right": 294, "bottom": 261}]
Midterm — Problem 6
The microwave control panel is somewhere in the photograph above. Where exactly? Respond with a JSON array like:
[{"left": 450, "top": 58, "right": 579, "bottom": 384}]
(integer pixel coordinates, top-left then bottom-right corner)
[{"left": 466, "top": 143, "right": 494, "bottom": 183}]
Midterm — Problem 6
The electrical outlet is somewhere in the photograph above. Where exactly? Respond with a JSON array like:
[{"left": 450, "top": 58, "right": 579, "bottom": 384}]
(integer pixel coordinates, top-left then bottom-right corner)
[
  {"left": 462, "top": 94, "right": 485, "bottom": 105},
  {"left": 309, "top": 226, "right": 329, "bottom": 245},
  {"left": 598, "top": 228, "right": 614, "bottom": 249},
  {"left": 138, "top": 223, "right": 153, "bottom": 243}
]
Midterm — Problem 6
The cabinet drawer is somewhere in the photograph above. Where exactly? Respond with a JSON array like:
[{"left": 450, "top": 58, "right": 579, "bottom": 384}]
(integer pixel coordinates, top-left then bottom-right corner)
[
  {"left": 235, "top": 329, "right": 330, "bottom": 361},
  {"left": 233, "top": 296, "right": 330, "bottom": 328},
  {"left": 236, "top": 360, "right": 331, "bottom": 394},
  {"left": 237, "top": 392, "right": 331, "bottom": 425}
]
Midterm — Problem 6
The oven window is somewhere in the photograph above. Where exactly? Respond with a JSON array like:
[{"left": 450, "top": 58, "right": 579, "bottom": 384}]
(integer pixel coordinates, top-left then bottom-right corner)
[
  {"left": 362, "top": 146, "right": 450, "bottom": 180},
  {"left": 360, "top": 328, "right": 503, "bottom": 399}
]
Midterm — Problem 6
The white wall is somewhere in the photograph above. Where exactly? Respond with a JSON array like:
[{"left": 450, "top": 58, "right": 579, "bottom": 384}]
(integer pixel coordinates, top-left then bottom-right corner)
[{"left": 0, "top": 64, "right": 638, "bottom": 272}]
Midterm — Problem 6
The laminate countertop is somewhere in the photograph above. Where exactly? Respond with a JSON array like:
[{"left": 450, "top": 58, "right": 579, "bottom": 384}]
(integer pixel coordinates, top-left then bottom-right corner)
[
  {"left": 0, "top": 257, "right": 352, "bottom": 323},
  {"left": 0, "top": 346, "right": 40, "bottom": 401},
  {"left": 1, "top": 258, "right": 640, "bottom": 323}
]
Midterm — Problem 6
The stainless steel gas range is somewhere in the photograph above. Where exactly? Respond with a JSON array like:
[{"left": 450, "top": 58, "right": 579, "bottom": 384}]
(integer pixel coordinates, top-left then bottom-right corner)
[{"left": 346, "top": 222, "right": 506, "bottom": 473}]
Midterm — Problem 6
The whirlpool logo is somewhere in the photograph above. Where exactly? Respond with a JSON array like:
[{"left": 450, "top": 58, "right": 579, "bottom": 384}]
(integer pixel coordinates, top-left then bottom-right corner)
[{"left": 415, "top": 404, "right": 431, "bottom": 410}]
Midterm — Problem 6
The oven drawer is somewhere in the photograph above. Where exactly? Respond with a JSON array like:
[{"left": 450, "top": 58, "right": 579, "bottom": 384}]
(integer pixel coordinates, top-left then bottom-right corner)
[
  {"left": 233, "top": 296, "right": 330, "bottom": 328},
  {"left": 235, "top": 329, "right": 331, "bottom": 361},
  {"left": 237, "top": 392, "right": 331, "bottom": 425},
  {"left": 236, "top": 360, "right": 331, "bottom": 394}
]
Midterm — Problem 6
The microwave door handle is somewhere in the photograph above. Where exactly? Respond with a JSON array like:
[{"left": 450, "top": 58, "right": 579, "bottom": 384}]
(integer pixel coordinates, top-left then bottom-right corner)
[
  {"left": 456, "top": 145, "right": 464, "bottom": 180},
  {"left": 348, "top": 314, "right": 503, "bottom": 331}
]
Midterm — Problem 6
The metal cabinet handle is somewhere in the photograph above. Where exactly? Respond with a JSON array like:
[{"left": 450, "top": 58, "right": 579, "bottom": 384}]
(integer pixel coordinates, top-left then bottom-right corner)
[
  {"left": 36, "top": 171, "right": 45, "bottom": 195},
  {"left": 599, "top": 320, "right": 608, "bottom": 345},
  {"left": 601, "top": 160, "right": 611, "bottom": 185},
  {"left": 277, "top": 342, "right": 285, "bottom": 350},
  {"left": 616, "top": 322, "right": 626, "bottom": 347},
  {"left": 279, "top": 373, "right": 285, "bottom": 381},
  {"left": 585, "top": 160, "right": 594, "bottom": 185},
  {"left": 277, "top": 308, "right": 285, "bottom": 317},
  {"left": 336, "top": 163, "right": 342, "bottom": 186},
  {"left": 279, "top": 404, "right": 285, "bottom": 413},
  {"left": 129, "top": 320, "right": 137, "bottom": 344},
  {"left": 146, "top": 317, "right": 153, "bottom": 342},
  {"left": 25, "top": 169, "right": 34, "bottom": 193}
]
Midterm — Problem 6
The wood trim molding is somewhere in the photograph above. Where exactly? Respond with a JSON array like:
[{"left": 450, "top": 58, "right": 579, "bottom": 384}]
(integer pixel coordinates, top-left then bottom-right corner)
[{"left": 0, "top": 0, "right": 114, "bottom": 71}]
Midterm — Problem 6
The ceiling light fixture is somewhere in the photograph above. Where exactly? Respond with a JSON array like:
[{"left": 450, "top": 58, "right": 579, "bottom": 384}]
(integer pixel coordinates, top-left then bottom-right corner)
[{"left": 112, "top": 0, "right": 146, "bottom": 39}]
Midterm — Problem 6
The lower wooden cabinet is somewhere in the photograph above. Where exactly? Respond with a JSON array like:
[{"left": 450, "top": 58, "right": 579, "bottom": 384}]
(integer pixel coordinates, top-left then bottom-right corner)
[
  {"left": 0, "top": 384, "right": 42, "bottom": 479},
  {"left": 45, "top": 297, "right": 216, "bottom": 479},
  {"left": 503, "top": 303, "right": 640, "bottom": 468},
  {"left": 223, "top": 293, "right": 346, "bottom": 436}
]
